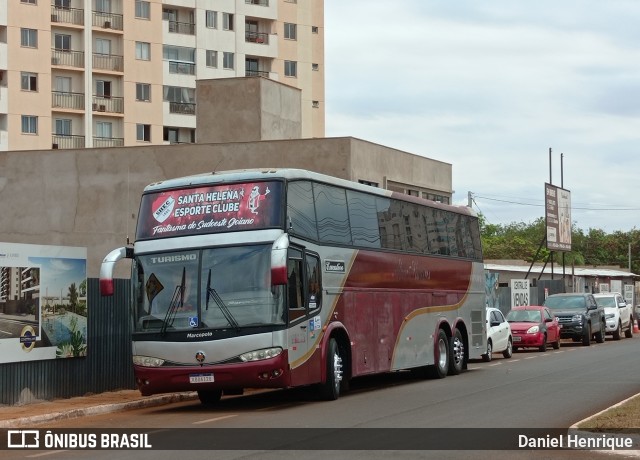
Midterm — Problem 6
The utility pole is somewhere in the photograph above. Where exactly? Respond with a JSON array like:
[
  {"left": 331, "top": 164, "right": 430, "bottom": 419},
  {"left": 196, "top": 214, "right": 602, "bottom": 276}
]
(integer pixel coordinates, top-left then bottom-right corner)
[{"left": 468, "top": 191, "right": 473, "bottom": 208}]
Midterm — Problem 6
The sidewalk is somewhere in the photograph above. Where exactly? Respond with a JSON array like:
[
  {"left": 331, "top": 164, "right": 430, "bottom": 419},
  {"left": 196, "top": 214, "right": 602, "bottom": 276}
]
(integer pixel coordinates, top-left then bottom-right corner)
[{"left": 0, "top": 390, "right": 198, "bottom": 428}]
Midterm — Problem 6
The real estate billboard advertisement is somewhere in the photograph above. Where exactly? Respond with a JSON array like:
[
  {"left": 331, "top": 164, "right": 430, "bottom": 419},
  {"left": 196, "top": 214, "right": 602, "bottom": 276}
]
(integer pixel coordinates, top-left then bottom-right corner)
[{"left": 0, "top": 243, "right": 87, "bottom": 363}]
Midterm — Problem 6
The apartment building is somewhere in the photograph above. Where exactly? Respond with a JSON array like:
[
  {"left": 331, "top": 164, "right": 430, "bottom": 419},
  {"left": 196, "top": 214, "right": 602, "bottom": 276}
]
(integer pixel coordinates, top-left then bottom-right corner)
[{"left": 0, "top": 0, "right": 324, "bottom": 152}]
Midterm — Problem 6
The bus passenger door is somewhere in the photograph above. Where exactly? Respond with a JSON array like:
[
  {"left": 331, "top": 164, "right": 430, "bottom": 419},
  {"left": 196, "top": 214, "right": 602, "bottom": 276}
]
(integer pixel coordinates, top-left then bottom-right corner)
[{"left": 287, "top": 247, "right": 322, "bottom": 386}]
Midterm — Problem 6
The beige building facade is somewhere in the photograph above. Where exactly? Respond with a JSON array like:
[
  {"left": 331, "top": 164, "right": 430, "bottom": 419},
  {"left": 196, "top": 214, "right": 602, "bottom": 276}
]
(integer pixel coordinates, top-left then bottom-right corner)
[{"left": 0, "top": 0, "right": 324, "bottom": 152}]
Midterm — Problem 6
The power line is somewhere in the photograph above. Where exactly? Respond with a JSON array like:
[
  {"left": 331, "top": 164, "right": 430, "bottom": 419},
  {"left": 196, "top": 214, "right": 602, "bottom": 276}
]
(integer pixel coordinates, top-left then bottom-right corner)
[{"left": 472, "top": 194, "right": 640, "bottom": 211}]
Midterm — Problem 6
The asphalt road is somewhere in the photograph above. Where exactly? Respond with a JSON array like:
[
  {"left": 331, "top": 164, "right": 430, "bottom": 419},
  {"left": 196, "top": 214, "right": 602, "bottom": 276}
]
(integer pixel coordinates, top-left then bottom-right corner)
[{"left": 4, "top": 335, "right": 640, "bottom": 460}]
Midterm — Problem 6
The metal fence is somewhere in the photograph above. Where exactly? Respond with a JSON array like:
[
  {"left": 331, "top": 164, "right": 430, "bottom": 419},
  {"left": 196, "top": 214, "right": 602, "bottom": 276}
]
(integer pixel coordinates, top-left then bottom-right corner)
[{"left": 0, "top": 279, "right": 134, "bottom": 406}]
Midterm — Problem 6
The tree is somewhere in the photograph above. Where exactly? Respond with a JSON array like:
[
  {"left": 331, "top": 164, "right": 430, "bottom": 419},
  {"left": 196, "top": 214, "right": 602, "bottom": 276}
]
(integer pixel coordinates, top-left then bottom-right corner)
[{"left": 68, "top": 283, "right": 78, "bottom": 314}]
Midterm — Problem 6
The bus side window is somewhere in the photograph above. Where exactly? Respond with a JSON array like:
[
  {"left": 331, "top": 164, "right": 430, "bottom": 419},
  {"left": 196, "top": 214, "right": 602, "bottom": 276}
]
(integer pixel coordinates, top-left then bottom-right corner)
[
  {"left": 288, "top": 252, "right": 305, "bottom": 321},
  {"left": 306, "top": 253, "right": 321, "bottom": 311}
]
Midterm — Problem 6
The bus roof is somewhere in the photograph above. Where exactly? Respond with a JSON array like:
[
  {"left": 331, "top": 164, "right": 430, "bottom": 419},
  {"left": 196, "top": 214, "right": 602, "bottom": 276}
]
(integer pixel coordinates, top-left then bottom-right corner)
[{"left": 143, "top": 168, "right": 477, "bottom": 217}]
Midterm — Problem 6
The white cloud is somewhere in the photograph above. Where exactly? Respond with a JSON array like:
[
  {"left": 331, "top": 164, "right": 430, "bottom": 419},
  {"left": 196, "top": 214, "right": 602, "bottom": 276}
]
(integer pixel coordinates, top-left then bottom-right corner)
[{"left": 325, "top": 0, "right": 640, "bottom": 232}]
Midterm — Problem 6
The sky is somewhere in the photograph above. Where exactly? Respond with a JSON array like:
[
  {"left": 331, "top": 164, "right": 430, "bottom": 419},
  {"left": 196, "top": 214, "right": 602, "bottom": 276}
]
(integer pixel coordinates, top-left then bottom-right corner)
[{"left": 324, "top": 1, "right": 640, "bottom": 233}]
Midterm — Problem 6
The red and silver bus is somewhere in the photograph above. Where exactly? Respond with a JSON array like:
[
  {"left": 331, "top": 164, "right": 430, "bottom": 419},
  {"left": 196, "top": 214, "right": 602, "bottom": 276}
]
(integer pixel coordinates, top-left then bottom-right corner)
[{"left": 100, "top": 168, "right": 486, "bottom": 403}]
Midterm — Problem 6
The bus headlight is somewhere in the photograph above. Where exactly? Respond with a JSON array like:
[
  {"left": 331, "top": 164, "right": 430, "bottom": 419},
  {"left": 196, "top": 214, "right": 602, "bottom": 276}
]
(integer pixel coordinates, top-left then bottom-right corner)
[
  {"left": 133, "top": 355, "right": 165, "bottom": 367},
  {"left": 240, "top": 347, "right": 283, "bottom": 362}
]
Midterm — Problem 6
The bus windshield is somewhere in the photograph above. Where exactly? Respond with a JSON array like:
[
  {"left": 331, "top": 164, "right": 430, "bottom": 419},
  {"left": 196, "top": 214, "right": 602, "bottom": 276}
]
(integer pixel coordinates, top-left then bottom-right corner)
[{"left": 132, "top": 244, "right": 285, "bottom": 333}]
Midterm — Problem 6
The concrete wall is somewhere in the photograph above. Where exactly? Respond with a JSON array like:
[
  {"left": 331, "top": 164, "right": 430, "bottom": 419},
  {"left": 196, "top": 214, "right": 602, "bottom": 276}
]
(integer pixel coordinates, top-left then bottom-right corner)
[
  {"left": 0, "top": 138, "right": 451, "bottom": 279},
  {"left": 196, "top": 77, "right": 302, "bottom": 143}
]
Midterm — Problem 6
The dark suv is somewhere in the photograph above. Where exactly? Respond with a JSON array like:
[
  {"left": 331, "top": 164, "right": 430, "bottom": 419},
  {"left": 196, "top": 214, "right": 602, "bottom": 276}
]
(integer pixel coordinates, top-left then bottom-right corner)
[{"left": 542, "top": 293, "right": 606, "bottom": 346}]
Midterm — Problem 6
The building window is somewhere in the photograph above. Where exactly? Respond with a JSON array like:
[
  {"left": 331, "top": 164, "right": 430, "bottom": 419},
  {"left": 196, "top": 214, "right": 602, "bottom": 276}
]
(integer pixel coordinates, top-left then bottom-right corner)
[
  {"left": 137, "top": 124, "right": 151, "bottom": 142},
  {"left": 312, "top": 100, "right": 319, "bottom": 108},
  {"left": 206, "top": 50, "right": 217, "bottom": 67},
  {"left": 20, "top": 29, "right": 37, "bottom": 48},
  {"left": 21, "top": 116, "right": 38, "bottom": 134},
  {"left": 96, "top": 121, "right": 112, "bottom": 138},
  {"left": 312, "top": 63, "right": 319, "bottom": 71},
  {"left": 284, "top": 60, "right": 297, "bottom": 77},
  {"left": 223, "top": 52, "right": 234, "bottom": 69},
  {"left": 54, "top": 34, "right": 71, "bottom": 51},
  {"left": 96, "top": 80, "right": 112, "bottom": 98},
  {"left": 223, "top": 13, "right": 234, "bottom": 31},
  {"left": 312, "top": 26, "right": 319, "bottom": 34},
  {"left": 206, "top": 10, "right": 217, "bottom": 28},
  {"left": 20, "top": 72, "right": 38, "bottom": 91},
  {"left": 55, "top": 119, "right": 72, "bottom": 136},
  {"left": 54, "top": 0, "right": 70, "bottom": 8},
  {"left": 136, "top": 42, "right": 150, "bottom": 60},
  {"left": 135, "top": 0, "right": 150, "bottom": 19},
  {"left": 96, "top": 0, "right": 111, "bottom": 13},
  {"left": 136, "top": 83, "right": 151, "bottom": 101},
  {"left": 95, "top": 38, "right": 111, "bottom": 55},
  {"left": 21, "top": 0, "right": 37, "bottom": 4},
  {"left": 284, "top": 23, "right": 297, "bottom": 40}
]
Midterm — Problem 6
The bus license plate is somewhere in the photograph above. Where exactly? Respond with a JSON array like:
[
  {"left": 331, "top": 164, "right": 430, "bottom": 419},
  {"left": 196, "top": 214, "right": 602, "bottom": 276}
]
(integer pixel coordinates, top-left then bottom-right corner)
[{"left": 189, "top": 373, "right": 214, "bottom": 384}]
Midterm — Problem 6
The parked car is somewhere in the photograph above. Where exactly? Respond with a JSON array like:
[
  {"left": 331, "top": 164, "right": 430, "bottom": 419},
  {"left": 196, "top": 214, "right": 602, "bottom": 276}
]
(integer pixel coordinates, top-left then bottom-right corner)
[
  {"left": 636, "top": 304, "right": 640, "bottom": 330},
  {"left": 542, "top": 293, "right": 605, "bottom": 346},
  {"left": 593, "top": 292, "right": 633, "bottom": 340},
  {"left": 506, "top": 306, "right": 561, "bottom": 352},
  {"left": 483, "top": 307, "right": 513, "bottom": 362}
]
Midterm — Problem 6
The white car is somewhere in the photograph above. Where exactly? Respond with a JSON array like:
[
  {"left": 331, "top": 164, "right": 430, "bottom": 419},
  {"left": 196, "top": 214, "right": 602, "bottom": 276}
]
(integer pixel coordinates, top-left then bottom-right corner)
[
  {"left": 483, "top": 307, "right": 513, "bottom": 362},
  {"left": 594, "top": 292, "right": 634, "bottom": 340}
]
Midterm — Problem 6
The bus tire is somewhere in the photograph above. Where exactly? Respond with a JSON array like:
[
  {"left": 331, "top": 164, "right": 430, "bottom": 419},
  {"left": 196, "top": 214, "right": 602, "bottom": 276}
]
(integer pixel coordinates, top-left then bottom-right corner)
[
  {"left": 318, "top": 338, "right": 343, "bottom": 401},
  {"left": 428, "top": 329, "right": 449, "bottom": 379},
  {"left": 448, "top": 328, "right": 465, "bottom": 375},
  {"left": 198, "top": 389, "right": 222, "bottom": 406}
]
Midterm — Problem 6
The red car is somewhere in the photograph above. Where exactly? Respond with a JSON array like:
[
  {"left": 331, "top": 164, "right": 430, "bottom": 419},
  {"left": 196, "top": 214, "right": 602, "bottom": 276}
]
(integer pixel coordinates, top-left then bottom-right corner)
[{"left": 506, "top": 306, "right": 561, "bottom": 352}]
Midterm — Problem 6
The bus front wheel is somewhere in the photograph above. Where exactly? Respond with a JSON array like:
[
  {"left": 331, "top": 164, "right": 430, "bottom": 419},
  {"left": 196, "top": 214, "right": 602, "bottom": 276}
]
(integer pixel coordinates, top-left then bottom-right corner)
[{"left": 318, "top": 338, "right": 343, "bottom": 401}]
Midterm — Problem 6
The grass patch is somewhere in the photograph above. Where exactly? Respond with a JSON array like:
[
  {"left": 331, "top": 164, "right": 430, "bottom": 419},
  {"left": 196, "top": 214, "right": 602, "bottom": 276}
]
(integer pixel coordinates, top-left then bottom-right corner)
[{"left": 577, "top": 394, "right": 640, "bottom": 430}]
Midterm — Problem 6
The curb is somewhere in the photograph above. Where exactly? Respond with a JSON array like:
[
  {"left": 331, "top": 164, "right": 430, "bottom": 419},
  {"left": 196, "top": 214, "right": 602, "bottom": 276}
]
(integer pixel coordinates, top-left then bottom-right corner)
[{"left": 0, "top": 392, "right": 198, "bottom": 428}]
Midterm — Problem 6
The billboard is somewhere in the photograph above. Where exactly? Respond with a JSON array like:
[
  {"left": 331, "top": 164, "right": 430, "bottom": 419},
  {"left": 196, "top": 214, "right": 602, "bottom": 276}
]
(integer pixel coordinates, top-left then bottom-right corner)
[
  {"left": 545, "top": 183, "right": 572, "bottom": 252},
  {"left": 0, "top": 243, "right": 87, "bottom": 363}
]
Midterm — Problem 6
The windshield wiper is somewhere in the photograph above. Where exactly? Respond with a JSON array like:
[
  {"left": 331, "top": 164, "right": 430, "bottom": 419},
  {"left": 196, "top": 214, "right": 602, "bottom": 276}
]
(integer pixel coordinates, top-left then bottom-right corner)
[
  {"left": 206, "top": 268, "right": 240, "bottom": 330},
  {"left": 160, "top": 267, "right": 185, "bottom": 336}
]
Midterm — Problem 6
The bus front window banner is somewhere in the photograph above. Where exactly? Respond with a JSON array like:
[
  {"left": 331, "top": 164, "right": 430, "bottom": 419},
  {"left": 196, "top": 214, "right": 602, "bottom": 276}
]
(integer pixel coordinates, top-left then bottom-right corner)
[{"left": 136, "top": 181, "right": 283, "bottom": 240}]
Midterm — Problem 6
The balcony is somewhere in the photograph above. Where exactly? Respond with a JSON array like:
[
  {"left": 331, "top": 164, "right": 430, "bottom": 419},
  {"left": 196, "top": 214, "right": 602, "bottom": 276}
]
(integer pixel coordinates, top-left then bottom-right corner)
[
  {"left": 51, "top": 6, "right": 84, "bottom": 26},
  {"left": 169, "top": 102, "right": 196, "bottom": 115},
  {"left": 246, "top": 0, "right": 269, "bottom": 5},
  {"left": 246, "top": 69, "right": 269, "bottom": 78},
  {"left": 168, "top": 61, "right": 196, "bottom": 75},
  {"left": 92, "top": 11, "right": 123, "bottom": 31},
  {"left": 245, "top": 31, "right": 269, "bottom": 45},
  {"left": 52, "top": 134, "right": 85, "bottom": 150},
  {"left": 93, "top": 53, "right": 124, "bottom": 72},
  {"left": 51, "top": 49, "right": 85, "bottom": 68},
  {"left": 92, "top": 96, "right": 124, "bottom": 114},
  {"left": 168, "top": 21, "right": 195, "bottom": 35},
  {"left": 93, "top": 137, "right": 124, "bottom": 148},
  {"left": 52, "top": 91, "right": 85, "bottom": 110}
]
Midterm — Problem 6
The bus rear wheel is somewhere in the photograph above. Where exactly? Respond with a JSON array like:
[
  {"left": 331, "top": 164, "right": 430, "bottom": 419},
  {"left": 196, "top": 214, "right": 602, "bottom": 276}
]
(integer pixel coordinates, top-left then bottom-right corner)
[
  {"left": 448, "top": 328, "right": 465, "bottom": 375},
  {"left": 319, "top": 338, "right": 343, "bottom": 401},
  {"left": 428, "top": 329, "right": 449, "bottom": 379}
]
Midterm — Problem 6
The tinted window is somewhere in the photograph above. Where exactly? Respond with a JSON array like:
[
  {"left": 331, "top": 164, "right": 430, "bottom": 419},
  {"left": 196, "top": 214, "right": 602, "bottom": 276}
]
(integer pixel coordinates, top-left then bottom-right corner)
[
  {"left": 346, "top": 190, "right": 381, "bottom": 248},
  {"left": 314, "top": 183, "right": 352, "bottom": 245},
  {"left": 287, "top": 181, "right": 318, "bottom": 240}
]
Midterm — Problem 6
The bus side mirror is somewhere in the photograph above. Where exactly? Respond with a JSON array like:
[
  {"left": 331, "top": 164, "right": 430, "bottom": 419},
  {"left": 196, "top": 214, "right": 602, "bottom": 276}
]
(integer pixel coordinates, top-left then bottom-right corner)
[
  {"left": 99, "top": 247, "right": 133, "bottom": 296},
  {"left": 271, "top": 234, "right": 289, "bottom": 285}
]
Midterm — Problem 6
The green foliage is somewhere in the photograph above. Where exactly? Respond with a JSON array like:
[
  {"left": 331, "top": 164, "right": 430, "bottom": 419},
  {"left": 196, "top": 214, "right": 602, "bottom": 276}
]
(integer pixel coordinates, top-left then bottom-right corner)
[{"left": 479, "top": 213, "right": 640, "bottom": 273}]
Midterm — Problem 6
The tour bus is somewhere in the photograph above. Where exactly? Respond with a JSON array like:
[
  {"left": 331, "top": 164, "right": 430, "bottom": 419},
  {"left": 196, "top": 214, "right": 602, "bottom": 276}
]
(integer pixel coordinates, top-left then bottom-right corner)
[{"left": 100, "top": 168, "right": 486, "bottom": 404}]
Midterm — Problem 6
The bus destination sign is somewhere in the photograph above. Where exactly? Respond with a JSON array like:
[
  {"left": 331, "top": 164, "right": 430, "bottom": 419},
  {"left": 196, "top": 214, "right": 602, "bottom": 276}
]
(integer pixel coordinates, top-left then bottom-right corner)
[{"left": 136, "top": 181, "right": 283, "bottom": 240}]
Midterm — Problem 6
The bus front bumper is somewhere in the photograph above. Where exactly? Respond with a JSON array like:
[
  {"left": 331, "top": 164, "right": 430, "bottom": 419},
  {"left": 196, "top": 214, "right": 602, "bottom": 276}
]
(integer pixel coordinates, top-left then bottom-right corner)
[{"left": 133, "top": 350, "right": 291, "bottom": 396}]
